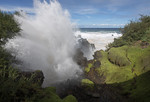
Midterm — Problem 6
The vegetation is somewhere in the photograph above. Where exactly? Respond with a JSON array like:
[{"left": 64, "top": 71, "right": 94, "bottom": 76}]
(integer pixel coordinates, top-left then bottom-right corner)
[
  {"left": 108, "top": 15, "right": 150, "bottom": 48},
  {"left": 84, "top": 63, "right": 92, "bottom": 73},
  {"left": 83, "top": 15, "right": 150, "bottom": 102},
  {"left": 0, "top": 11, "right": 20, "bottom": 45},
  {"left": 114, "top": 71, "right": 150, "bottom": 102}
]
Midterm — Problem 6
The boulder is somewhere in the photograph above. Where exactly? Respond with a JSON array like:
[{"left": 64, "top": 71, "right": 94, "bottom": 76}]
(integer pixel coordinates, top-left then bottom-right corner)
[
  {"left": 93, "top": 60, "right": 101, "bottom": 68},
  {"left": 74, "top": 48, "right": 87, "bottom": 67},
  {"left": 93, "top": 51, "right": 102, "bottom": 60}
]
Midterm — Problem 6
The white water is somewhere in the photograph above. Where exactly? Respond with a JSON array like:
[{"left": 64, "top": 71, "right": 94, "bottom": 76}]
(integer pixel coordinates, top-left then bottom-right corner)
[
  {"left": 75, "top": 31, "right": 122, "bottom": 50},
  {"left": 5, "top": 0, "right": 82, "bottom": 86}
]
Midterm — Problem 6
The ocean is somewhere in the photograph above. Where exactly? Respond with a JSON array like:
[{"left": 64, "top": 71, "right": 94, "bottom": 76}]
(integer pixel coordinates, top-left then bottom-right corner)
[{"left": 75, "top": 28, "right": 122, "bottom": 51}]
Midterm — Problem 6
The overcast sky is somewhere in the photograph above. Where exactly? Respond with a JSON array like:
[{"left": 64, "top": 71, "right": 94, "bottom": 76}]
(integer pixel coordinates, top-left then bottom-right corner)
[{"left": 0, "top": 0, "right": 150, "bottom": 28}]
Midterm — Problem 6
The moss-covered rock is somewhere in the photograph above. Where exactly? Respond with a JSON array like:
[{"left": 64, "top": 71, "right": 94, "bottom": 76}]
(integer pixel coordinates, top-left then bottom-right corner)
[
  {"left": 108, "top": 46, "right": 130, "bottom": 66},
  {"left": 62, "top": 95, "right": 78, "bottom": 102},
  {"left": 81, "top": 79, "right": 94, "bottom": 88},
  {"left": 93, "top": 50, "right": 102, "bottom": 59},
  {"left": 85, "top": 45, "right": 150, "bottom": 84},
  {"left": 84, "top": 63, "right": 92, "bottom": 73}
]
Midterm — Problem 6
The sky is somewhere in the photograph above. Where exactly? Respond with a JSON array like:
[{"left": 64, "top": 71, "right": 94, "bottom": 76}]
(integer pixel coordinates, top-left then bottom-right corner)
[{"left": 0, "top": 0, "right": 150, "bottom": 28}]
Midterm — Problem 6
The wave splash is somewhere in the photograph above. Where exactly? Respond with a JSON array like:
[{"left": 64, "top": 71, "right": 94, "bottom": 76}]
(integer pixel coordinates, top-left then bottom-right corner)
[
  {"left": 5, "top": 0, "right": 82, "bottom": 86},
  {"left": 75, "top": 31, "right": 122, "bottom": 50}
]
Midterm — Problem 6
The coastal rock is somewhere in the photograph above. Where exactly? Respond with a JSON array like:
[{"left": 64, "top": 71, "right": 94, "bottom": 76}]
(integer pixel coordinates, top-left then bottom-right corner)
[
  {"left": 93, "top": 51, "right": 102, "bottom": 59},
  {"left": 74, "top": 48, "right": 87, "bottom": 67},
  {"left": 93, "top": 60, "right": 101, "bottom": 68},
  {"left": 76, "top": 37, "right": 95, "bottom": 59}
]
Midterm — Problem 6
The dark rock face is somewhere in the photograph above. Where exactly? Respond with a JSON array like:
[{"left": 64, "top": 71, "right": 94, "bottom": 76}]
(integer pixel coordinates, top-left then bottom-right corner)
[
  {"left": 93, "top": 61, "right": 101, "bottom": 68},
  {"left": 78, "top": 38, "right": 95, "bottom": 50},
  {"left": 57, "top": 80, "right": 127, "bottom": 102},
  {"left": 93, "top": 51, "right": 102, "bottom": 60},
  {"left": 74, "top": 37, "right": 96, "bottom": 67},
  {"left": 76, "top": 37, "right": 95, "bottom": 59},
  {"left": 20, "top": 70, "right": 44, "bottom": 86},
  {"left": 86, "top": 68, "right": 105, "bottom": 84},
  {"left": 74, "top": 48, "right": 87, "bottom": 67}
]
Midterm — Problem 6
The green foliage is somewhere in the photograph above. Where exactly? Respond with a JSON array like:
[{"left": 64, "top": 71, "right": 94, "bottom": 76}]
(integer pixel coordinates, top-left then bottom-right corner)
[
  {"left": 0, "top": 11, "right": 20, "bottom": 44},
  {"left": 84, "top": 63, "right": 92, "bottom": 73},
  {"left": 109, "top": 15, "right": 150, "bottom": 48},
  {"left": 108, "top": 38, "right": 128, "bottom": 48},
  {"left": 0, "top": 46, "right": 16, "bottom": 69},
  {"left": 141, "top": 27, "right": 150, "bottom": 42}
]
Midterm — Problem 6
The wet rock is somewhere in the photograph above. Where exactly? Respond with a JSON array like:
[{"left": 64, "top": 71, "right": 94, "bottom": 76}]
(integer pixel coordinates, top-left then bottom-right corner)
[
  {"left": 93, "top": 60, "right": 101, "bottom": 68},
  {"left": 74, "top": 48, "right": 87, "bottom": 67},
  {"left": 93, "top": 51, "right": 102, "bottom": 60},
  {"left": 76, "top": 37, "right": 95, "bottom": 59}
]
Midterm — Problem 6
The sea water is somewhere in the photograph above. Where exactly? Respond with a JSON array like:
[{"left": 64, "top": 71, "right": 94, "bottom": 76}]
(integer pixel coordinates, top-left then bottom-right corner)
[{"left": 75, "top": 28, "right": 122, "bottom": 50}]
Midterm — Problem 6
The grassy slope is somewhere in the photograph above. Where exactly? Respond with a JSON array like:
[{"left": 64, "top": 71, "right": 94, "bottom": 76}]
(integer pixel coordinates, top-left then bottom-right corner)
[
  {"left": 114, "top": 71, "right": 150, "bottom": 102},
  {"left": 85, "top": 45, "right": 150, "bottom": 84}
]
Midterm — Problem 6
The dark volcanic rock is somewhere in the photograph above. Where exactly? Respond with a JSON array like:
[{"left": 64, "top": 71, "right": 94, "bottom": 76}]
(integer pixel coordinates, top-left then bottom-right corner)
[
  {"left": 57, "top": 80, "right": 127, "bottom": 102},
  {"left": 93, "top": 60, "right": 101, "bottom": 68},
  {"left": 74, "top": 48, "right": 87, "bottom": 67},
  {"left": 76, "top": 37, "right": 95, "bottom": 59},
  {"left": 93, "top": 51, "right": 102, "bottom": 60},
  {"left": 78, "top": 38, "right": 95, "bottom": 50}
]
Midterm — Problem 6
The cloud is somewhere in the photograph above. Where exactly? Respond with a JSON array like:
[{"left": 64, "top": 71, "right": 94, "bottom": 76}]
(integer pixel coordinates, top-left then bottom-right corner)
[
  {"left": 0, "top": 6, "right": 34, "bottom": 13},
  {"left": 74, "top": 8, "right": 98, "bottom": 15}
]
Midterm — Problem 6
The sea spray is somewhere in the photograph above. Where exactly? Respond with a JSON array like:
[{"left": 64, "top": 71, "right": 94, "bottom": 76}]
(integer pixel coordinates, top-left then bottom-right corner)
[{"left": 5, "top": 0, "right": 82, "bottom": 86}]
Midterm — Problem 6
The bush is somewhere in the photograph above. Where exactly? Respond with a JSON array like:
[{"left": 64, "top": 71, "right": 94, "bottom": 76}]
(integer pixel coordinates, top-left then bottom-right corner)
[
  {"left": 109, "top": 15, "right": 150, "bottom": 48},
  {"left": 0, "top": 11, "right": 20, "bottom": 45}
]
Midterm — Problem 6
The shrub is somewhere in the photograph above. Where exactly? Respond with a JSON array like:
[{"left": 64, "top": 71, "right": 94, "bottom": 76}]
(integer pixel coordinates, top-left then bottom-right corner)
[
  {"left": 0, "top": 11, "right": 20, "bottom": 45},
  {"left": 109, "top": 15, "right": 150, "bottom": 48}
]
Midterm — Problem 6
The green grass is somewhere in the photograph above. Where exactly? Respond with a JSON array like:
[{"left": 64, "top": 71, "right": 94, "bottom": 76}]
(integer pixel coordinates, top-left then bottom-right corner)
[
  {"left": 114, "top": 71, "right": 150, "bottom": 102},
  {"left": 127, "top": 46, "right": 150, "bottom": 75}
]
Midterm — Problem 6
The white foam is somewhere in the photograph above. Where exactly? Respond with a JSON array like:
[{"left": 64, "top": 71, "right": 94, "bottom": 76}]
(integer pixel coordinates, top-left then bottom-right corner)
[
  {"left": 75, "top": 31, "right": 122, "bottom": 50},
  {"left": 5, "top": 0, "right": 82, "bottom": 86}
]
